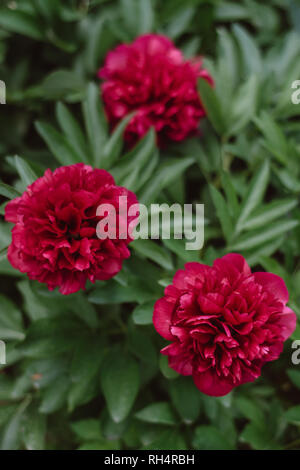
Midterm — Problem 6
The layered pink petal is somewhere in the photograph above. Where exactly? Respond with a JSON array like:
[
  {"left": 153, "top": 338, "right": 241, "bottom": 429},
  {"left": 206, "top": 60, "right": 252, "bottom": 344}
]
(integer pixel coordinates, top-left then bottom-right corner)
[
  {"left": 153, "top": 298, "right": 174, "bottom": 341},
  {"left": 4, "top": 163, "right": 138, "bottom": 295},
  {"left": 153, "top": 253, "right": 296, "bottom": 397},
  {"left": 98, "top": 34, "right": 213, "bottom": 147},
  {"left": 193, "top": 370, "right": 234, "bottom": 397},
  {"left": 276, "top": 306, "right": 297, "bottom": 341},
  {"left": 213, "top": 253, "right": 251, "bottom": 276},
  {"left": 253, "top": 272, "right": 289, "bottom": 304}
]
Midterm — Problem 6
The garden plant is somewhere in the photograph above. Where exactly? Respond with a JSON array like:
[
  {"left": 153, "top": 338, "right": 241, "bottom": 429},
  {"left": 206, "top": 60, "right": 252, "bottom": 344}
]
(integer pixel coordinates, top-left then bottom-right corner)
[{"left": 0, "top": 0, "right": 300, "bottom": 451}]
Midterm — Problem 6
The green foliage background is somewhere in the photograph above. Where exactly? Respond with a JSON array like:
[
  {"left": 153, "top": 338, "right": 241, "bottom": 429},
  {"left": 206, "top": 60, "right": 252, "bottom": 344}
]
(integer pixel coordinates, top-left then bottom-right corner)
[{"left": 0, "top": 0, "right": 300, "bottom": 450}]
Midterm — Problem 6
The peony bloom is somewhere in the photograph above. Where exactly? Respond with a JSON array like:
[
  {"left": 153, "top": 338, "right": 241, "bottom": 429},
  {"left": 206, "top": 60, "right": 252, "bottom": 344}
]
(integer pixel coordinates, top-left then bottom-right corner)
[
  {"left": 153, "top": 254, "right": 296, "bottom": 396},
  {"left": 98, "top": 34, "right": 213, "bottom": 146},
  {"left": 5, "top": 164, "right": 138, "bottom": 295}
]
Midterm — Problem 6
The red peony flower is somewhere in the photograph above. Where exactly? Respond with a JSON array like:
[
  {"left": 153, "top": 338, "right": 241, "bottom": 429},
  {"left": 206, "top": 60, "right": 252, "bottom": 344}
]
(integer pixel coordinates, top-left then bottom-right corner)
[
  {"left": 98, "top": 34, "right": 213, "bottom": 147},
  {"left": 153, "top": 254, "right": 296, "bottom": 396},
  {"left": 5, "top": 164, "right": 138, "bottom": 295}
]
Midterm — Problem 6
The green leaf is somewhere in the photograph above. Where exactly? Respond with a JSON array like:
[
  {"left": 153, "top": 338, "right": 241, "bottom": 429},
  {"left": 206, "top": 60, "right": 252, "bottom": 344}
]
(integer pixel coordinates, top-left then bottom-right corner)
[
  {"left": 21, "top": 357, "right": 67, "bottom": 391},
  {"left": 138, "top": 0, "right": 154, "bottom": 35},
  {"left": 235, "top": 160, "right": 270, "bottom": 234},
  {"left": 132, "top": 300, "right": 155, "bottom": 325},
  {"left": 121, "top": 151, "right": 159, "bottom": 193},
  {"left": 0, "top": 396, "right": 31, "bottom": 450},
  {"left": 132, "top": 239, "right": 173, "bottom": 271},
  {"left": 228, "top": 219, "right": 299, "bottom": 252},
  {"left": 120, "top": 0, "right": 139, "bottom": 36},
  {"left": 0, "top": 182, "right": 21, "bottom": 199},
  {"left": 193, "top": 425, "right": 233, "bottom": 450},
  {"left": 17, "top": 280, "right": 52, "bottom": 321},
  {"left": 209, "top": 185, "right": 233, "bottom": 242},
  {"left": 0, "top": 247, "right": 7, "bottom": 263},
  {"left": 0, "top": 405, "right": 17, "bottom": 428},
  {"left": 289, "top": 0, "right": 300, "bottom": 32},
  {"left": 135, "top": 402, "right": 177, "bottom": 426},
  {"left": 23, "top": 404, "right": 46, "bottom": 450},
  {"left": 69, "top": 294, "right": 100, "bottom": 329},
  {"left": 19, "top": 316, "right": 82, "bottom": 358},
  {"left": 100, "top": 350, "right": 140, "bottom": 423},
  {"left": 169, "top": 377, "right": 202, "bottom": 424},
  {"left": 182, "top": 37, "right": 201, "bottom": 59},
  {"left": 162, "top": 238, "right": 197, "bottom": 263},
  {"left": 32, "top": 0, "right": 61, "bottom": 21},
  {"left": 284, "top": 406, "right": 300, "bottom": 424},
  {"left": 78, "top": 439, "right": 121, "bottom": 450},
  {"left": 39, "top": 377, "right": 69, "bottom": 414},
  {"left": 246, "top": 237, "right": 285, "bottom": 266},
  {"left": 221, "top": 170, "right": 239, "bottom": 219},
  {"left": 159, "top": 355, "right": 179, "bottom": 380},
  {"left": 216, "top": 28, "right": 238, "bottom": 101},
  {"left": 240, "top": 422, "right": 279, "bottom": 450},
  {"left": 242, "top": 199, "right": 298, "bottom": 230},
  {"left": 198, "top": 78, "right": 227, "bottom": 136},
  {"left": 236, "top": 397, "right": 265, "bottom": 427},
  {"left": 233, "top": 24, "right": 262, "bottom": 76},
  {"left": 89, "top": 281, "right": 145, "bottom": 305},
  {"left": 254, "top": 112, "right": 288, "bottom": 164},
  {"left": 70, "top": 339, "right": 104, "bottom": 383},
  {"left": 14, "top": 155, "right": 38, "bottom": 187},
  {"left": 275, "top": 168, "right": 300, "bottom": 193},
  {"left": 82, "top": 83, "right": 108, "bottom": 166},
  {"left": 111, "top": 127, "right": 156, "bottom": 185},
  {"left": 229, "top": 75, "right": 258, "bottom": 135},
  {"left": 128, "top": 325, "right": 157, "bottom": 365},
  {"left": 143, "top": 429, "right": 187, "bottom": 450},
  {"left": 0, "top": 9, "right": 45, "bottom": 41},
  {"left": 41, "top": 70, "right": 85, "bottom": 100},
  {"left": 102, "top": 113, "right": 134, "bottom": 169},
  {"left": 0, "top": 375, "right": 14, "bottom": 401},
  {"left": 68, "top": 375, "right": 100, "bottom": 413},
  {"left": 139, "top": 157, "right": 194, "bottom": 205},
  {"left": 164, "top": 7, "right": 194, "bottom": 39},
  {"left": 287, "top": 369, "right": 300, "bottom": 389},
  {"left": 0, "top": 294, "right": 25, "bottom": 341},
  {"left": 71, "top": 419, "right": 102, "bottom": 442},
  {"left": 68, "top": 339, "right": 105, "bottom": 411},
  {"left": 35, "top": 121, "right": 81, "bottom": 165},
  {"left": 215, "top": 3, "right": 249, "bottom": 21},
  {"left": 101, "top": 410, "right": 130, "bottom": 441},
  {"left": 56, "top": 102, "right": 90, "bottom": 164},
  {"left": 2, "top": 347, "right": 21, "bottom": 371},
  {"left": 291, "top": 320, "right": 300, "bottom": 341},
  {"left": 84, "top": 17, "right": 115, "bottom": 73}
]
